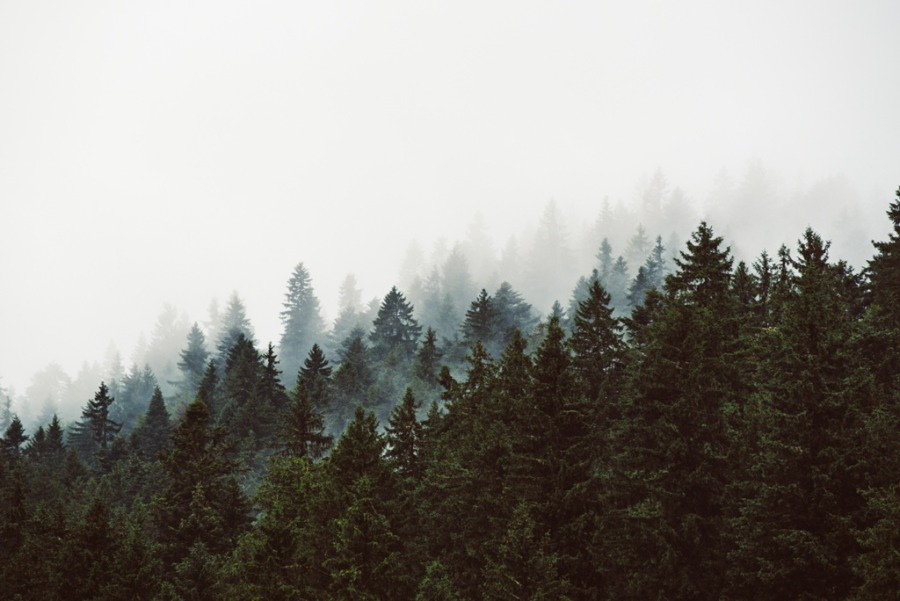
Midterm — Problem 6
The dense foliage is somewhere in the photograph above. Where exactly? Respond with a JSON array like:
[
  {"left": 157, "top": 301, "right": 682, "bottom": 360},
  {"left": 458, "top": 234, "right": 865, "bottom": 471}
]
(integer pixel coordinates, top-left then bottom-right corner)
[{"left": 3, "top": 188, "right": 900, "bottom": 599}]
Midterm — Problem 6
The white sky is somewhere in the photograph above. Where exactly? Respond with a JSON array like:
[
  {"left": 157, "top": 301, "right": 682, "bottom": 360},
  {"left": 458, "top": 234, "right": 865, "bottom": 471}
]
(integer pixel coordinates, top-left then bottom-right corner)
[{"left": 2, "top": 0, "right": 900, "bottom": 394}]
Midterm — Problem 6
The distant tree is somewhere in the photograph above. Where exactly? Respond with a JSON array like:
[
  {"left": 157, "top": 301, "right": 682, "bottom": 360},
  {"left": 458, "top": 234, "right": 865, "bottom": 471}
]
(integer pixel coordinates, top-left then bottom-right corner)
[
  {"left": 215, "top": 292, "right": 255, "bottom": 361},
  {"left": 607, "top": 256, "right": 631, "bottom": 313},
  {"left": 176, "top": 323, "right": 209, "bottom": 402},
  {"left": 415, "top": 328, "right": 442, "bottom": 386},
  {"left": 625, "top": 223, "right": 652, "bottom": 268},
  {"left": 112, "top": 363, "right": 158, "bottom": 433},
  {"left": 596, "top": 238, "right": 614, "bottom": 284},
  {"left": 492, "top": 282, "right": 537, "bottom": 349},
  {"left": 370, "top": 287, "right": 422, "bottom": 363},
  {"left": 279, "top": 263, "right": 326, "bottom": 386}
]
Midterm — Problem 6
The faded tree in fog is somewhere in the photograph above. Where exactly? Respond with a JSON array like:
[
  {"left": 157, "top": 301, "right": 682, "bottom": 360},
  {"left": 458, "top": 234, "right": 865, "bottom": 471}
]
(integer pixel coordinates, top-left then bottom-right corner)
[{"left": 279, "top": 263, "right": 326, "bottom": 385}]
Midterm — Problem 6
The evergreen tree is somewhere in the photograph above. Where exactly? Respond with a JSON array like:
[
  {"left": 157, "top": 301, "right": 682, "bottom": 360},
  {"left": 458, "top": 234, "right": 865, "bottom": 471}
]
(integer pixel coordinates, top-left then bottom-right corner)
[
  {"left": 385, "top": 388, "right": 424, "bottom": 480},
  {"left": 278, "top": 263, "right": 326, "bottom": 385},
  {"left": 83, "top": 382, "right": 121, "bottom": 451},
  {"left": 726, "top": 229, "right": 867, "bottom": 599},
  {"left": 598, "top": 221, "right": 737, "bottom": 600},
  {"left": 2, "top": 415, "right": 29, "bottom": 461},
  {"left": 492, "top": 281, "right": 537, "bottom": 349},
  {"left": 461, "top": 289, "right": 499, "bottom": 355},
  {"left": 113, "top": 363, "right": 158, "bottom": 433},
  {"left": 196, "top": 359, "right": 221, "bottom": 418},
  {"left": 131, "top": 386, "right": 172, "bottom": 460},
  {"left": 607, "top": 256, "right": 631, "bottom": 313},
  {"left": 596, "top": 238, "right": 614, "bottom": 283},
  {"left": 176, "top": 323, "right": 209, "bottom": 402},
  {"left": 370, "top": 286, "right": 422, "bottom": 363},
  {"left": 415, "top": 328, "right": 442, "bottom": 386},
  {"left": 867, "top": 186, "right": 900, "bottom": 327},
  {"left": 282, "top": 347, "right": 333, "bottom": 460},
  {"left": 154, "top": 398, "right": 250, "bottom": 567},
  {"left": 333, "top": 335, "right": 375, "bottom": 429},
  {"left": 215, "top": 292, "right": 255, "bottom": 361},
  {"left": 568, "top": 280, "right": 625, "bottom": 402}
]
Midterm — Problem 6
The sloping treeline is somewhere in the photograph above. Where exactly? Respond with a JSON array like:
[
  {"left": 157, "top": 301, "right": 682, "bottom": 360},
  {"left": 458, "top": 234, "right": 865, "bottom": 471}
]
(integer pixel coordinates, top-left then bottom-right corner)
[{"left": 2, "top": 189, "right": 900, "bottom": 600}]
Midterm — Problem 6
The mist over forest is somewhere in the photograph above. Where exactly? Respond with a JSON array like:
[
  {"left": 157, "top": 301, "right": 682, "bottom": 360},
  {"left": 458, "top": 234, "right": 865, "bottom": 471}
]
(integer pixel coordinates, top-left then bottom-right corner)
[
  {"left": 1, "top": 164, "right": 887, "bottom": 428},
  {"left": 3, "top": 2, "right": 900, "bottom": 598}
]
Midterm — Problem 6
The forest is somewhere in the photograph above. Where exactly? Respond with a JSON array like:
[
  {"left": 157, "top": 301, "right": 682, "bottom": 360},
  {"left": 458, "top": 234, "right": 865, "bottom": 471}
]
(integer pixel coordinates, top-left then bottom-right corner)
[{"left": 2, "top": 186, "right": 900, "bottom": 601}]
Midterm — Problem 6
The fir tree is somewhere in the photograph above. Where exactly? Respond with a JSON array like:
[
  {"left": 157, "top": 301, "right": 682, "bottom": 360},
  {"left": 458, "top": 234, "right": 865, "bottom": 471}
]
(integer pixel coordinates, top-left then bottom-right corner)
[
  {"left": 370, "top": 286, "right": 422, "bottom": 363},
  {"left": 131, "top": 386, "right": 171, "bottom": 460},
  {"left": 176, "top": 322, "right": 209, "bottom": 402},
  {"left": 2, "top": 415, "right": 29, "bottom": 461},
  {"left": 278, "top": 263, "right": 326, "bottom": 386},
  {"left": 385, "top": 388, "right": 424, "bottom": 480}
]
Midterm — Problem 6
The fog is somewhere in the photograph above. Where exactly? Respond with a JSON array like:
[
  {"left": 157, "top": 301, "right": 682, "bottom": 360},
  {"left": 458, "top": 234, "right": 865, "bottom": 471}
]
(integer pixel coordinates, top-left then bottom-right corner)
[{"left": 2, "top": 1, "right": 899, "bottom": 422}]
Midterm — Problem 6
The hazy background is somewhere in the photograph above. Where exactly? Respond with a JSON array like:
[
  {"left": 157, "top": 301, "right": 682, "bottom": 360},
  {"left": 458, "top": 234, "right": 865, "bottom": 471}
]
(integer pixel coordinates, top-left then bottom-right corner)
[{"left": 2, "top": 1, "right": 899, "bottom": 414}]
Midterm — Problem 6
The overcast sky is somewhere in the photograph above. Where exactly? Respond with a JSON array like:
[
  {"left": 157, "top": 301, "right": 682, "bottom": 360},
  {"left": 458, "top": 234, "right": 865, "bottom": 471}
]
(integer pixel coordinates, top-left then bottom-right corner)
[{"left": 2, "top": 1, "right": 899, "bottom": 395}]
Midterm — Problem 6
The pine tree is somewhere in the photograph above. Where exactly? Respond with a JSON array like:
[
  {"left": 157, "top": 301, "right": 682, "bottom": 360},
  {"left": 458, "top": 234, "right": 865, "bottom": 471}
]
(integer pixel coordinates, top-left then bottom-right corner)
[
  {"left": 493, "top": 282, "right": 537, "bottom": 349},
  {"left": 2, "top": 416, "right": 29, "bottom": 461},
  {"left": 461, "top": 289, "right": 499, "bottom": 354},
  {"left": 333, "top": 335, "right": 375, "bottom": 430},
  {"left": 868, "top": 186, "right": 900, "bottom": 327},
  {"left": 415, "top": 328, "right": 442, "bottom": 386},
  {"left": 176, "top": 323, "right": 209, "bottom": 402},
  {"left": 568, "top": 280, "right": 625, "bottom": 402},
  {"left": 196, "top": 360, "right": 220, "bottom": 418},
  {"left": 282, "top": 348, "right": 333, "bottom": 460},
  {"left": 278, "top": 263, "right": 326, "bottom": 385},
  {"left": 370, "top": 286, "right": 422, "bottom": 363},
  {"left": 83, "top": 382, "right": 121, "bottom": 450},
  {"left": 385, "top": 388, "right": 424, "bottom": 480},
  {"left": 599, "top": 221, "right": 738, "bottom": 600},
  {"left": 725, "top": 229, "right": 867, "bottom": 599},
  {"left": 154, "top": 398, "right": 250, "bottom": 567},
  {"left": 215, "top": 292, "right": 255, "bottom": 361},
  {"left": 131, "top": 386, "right": 171, "bottom": 460}
]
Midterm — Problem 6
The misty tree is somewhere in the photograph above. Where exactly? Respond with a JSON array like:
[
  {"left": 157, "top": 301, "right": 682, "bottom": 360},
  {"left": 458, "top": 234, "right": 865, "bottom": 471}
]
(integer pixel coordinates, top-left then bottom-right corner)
[
  {"left": 525, "top": 200, "right": 574, "bottom": 312},
  {"left": 441, "top": 246, "right": 476, "bottom": 321},
  {"left": 461, "top": 289, "right": 499, "bottom": 355},
  {"left": 215, "top": 292, "right": 255, "bottom": 362},
  {"left": 112, "top": 363, "right": 158, "bottom": 434},
  {"left": 370, "top": 287, "right": 422, "bottom": 364},
  {"left": 333, "top": 335, "right": 375, "bottom": 431},
  {"left": 607, "top": 256, "right": 631, "bottom": 314},
  {"left": 328, "top": 274, "right": 366, "bottom": 360},
  {"left": 625, "top": 223, "right": 652, "bottom": 268},
  {"left": 283, "top": 347, "right": 333, "bottom": 460},
  {"left": 596, "top": 238, "right": 614, "bottom": 284},
  {"left": 176, "top": 322, "right": 209, "bottom": 403},
  {"left": 492, "top": 282, "right": 537, "bottom": 349},
  {"left": 415, "top": 328, "right": 442, "bottom": 386},
  {"left": 143, "top": 303, "right": 190, "bottom": 398},
  {"left": 279, "top": 263, "right": 326, "bottom": 386}
]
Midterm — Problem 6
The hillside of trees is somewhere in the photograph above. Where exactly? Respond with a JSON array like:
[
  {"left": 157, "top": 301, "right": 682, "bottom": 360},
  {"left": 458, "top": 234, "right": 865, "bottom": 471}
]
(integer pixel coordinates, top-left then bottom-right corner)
[{"left": 2, "top": 187, "right": 900, "bottom": 600}]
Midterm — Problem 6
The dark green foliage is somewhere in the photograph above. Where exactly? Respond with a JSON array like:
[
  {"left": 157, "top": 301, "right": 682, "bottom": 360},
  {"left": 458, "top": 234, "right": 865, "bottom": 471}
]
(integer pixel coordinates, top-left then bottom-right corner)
[
  {"left": 385, "top": 388, "right": 423, "bottom": 479},
  {"left": 2, "top": 415, "right": 28, "bottom": 461},
  {"left": 461, "top": 288, "right": 498, "bottom": 353},
  {"left": 5, "top": 193, "right": 900, "bottom": 601},
  {"left": 282, "top": 347, "right": 333, "bottom": 460},
  {"left": 131, "top": 386, "right": 172, "bottom": 460},
  {"left": 154, "top": 398, "right": 250, "bottom": 569},
  {"left": 370, "top": 286, "right": 422, "bottom": 363}
]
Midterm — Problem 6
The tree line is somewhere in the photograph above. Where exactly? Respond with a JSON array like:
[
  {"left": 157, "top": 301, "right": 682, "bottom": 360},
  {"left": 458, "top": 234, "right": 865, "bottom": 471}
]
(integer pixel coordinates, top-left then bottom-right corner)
[{"left": 2, "top": 188, "right": 900, "bottom": 599}]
